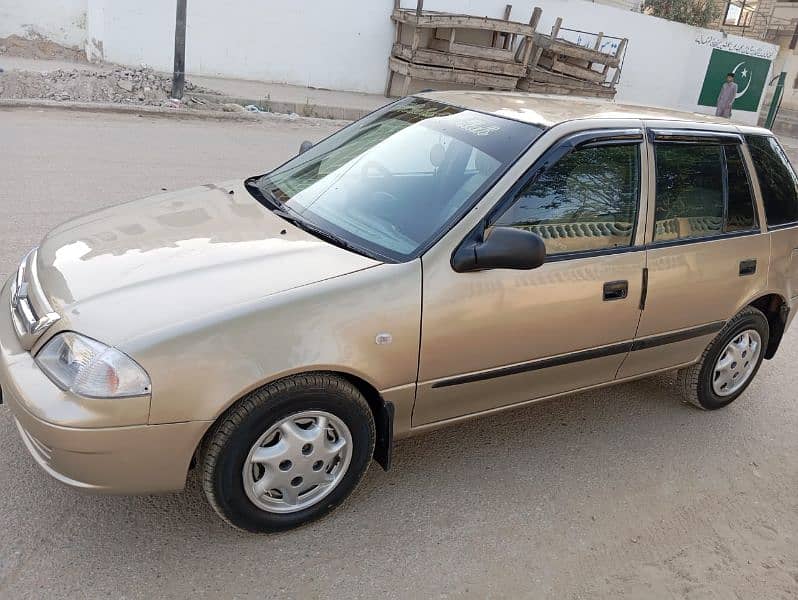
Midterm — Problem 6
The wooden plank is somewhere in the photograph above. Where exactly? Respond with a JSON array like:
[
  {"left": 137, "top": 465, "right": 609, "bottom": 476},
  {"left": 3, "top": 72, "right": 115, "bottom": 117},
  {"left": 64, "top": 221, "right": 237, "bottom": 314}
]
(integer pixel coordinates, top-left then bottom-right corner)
[
  {"left": 538, "top": 54, "right": 607, "bottom": 83},
  {"left": 532, "top": 33, "right": 620, "bottom": 67},
  {"left": 565, "top": 57, "right": 591, "bottom": 69},
  {"left": 551, "top": 17, "right": 562, "bottom": 39},
  {"left": 611, "top": 65, "right": 622, "bottom": 87},
  {"left": 392, "top": 43, "right": 527, "bottom": 76},
  {"left": 529, "top": 45, "right": 544, "bottom": 71},
  {"left": 385, "top": 69, "right": 395, "bottom": 97},
  {"left": 520, "top": 7, "right": 542, "bottom": 67},
  {"left": 411, "top": 21, "right": 422, "bottom": 52},
  {"left": 401, "top": 73, "right": 412, "bottom": 96},
  {"left": 429, "top": 37, "right": 516, "bottom": 62},
  {"left": 614, "top": 38, "right": 628, "bottom": 60},
  {"left": 492, "top": 4, "right": 512, "bottom": 48},
  {"left": 551, "top": 59, "right": 606, "bottom": 83},
  {"left": 517, "top": 78, "right": 616, "bottom": 98},
  {"left": 388, "top": 56, "right": 519, "bottom": 88},
  {"left": 593, "top": 32, "right": 603, "bottom": 51},
  {"left": 524, "top": 67, "right": 612, "bottom": 89},
  {"left": 392, "top": 9, "right": 537, "bottom": 36}
]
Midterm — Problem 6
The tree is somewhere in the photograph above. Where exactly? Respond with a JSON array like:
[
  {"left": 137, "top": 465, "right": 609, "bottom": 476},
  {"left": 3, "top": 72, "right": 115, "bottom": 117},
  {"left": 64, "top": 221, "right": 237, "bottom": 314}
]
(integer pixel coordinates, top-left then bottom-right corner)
[{"left": 643, "top": 0, "right": 722, "bottom": 28}]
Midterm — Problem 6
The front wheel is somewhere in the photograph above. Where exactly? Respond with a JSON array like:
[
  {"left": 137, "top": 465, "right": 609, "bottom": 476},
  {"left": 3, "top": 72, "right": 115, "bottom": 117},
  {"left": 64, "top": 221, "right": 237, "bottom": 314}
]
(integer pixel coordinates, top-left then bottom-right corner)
[
  {"left": 200, "top": 373, "right": 375, "bottom": 532},
  {"left": 676, "top": 306, "right": 769, "bottom": 410}
]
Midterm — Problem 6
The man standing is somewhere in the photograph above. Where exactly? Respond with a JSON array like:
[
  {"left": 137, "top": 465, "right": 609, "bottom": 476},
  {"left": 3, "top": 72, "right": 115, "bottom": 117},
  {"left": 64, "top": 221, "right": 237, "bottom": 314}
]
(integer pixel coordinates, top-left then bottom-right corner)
[{"left": 715, "top": 72, "right": 738, "bottom": 118}]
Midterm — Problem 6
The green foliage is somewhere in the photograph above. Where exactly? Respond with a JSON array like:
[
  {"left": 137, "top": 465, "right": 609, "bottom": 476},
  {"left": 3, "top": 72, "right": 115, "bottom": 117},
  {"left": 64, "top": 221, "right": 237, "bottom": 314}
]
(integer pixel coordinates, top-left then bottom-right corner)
[{"left": 644, "top": 0, "right": 722, "bottom": 28}]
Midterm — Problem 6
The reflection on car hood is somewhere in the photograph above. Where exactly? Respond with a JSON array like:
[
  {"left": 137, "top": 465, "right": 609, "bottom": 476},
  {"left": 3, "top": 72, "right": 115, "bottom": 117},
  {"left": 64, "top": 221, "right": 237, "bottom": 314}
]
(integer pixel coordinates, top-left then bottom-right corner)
[{"left": 35, "top": 181, "right": 380, "bottom": 343}]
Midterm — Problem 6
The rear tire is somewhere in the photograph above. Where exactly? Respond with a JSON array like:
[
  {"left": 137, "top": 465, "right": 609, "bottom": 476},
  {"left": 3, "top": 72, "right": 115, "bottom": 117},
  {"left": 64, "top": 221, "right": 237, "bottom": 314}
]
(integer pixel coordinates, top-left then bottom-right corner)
[
  {"left": 200, "top": 373, "right": 375, "bottom": 533},
  {"left": 676, "top": 307, "right": 769, "bottom": 410}
]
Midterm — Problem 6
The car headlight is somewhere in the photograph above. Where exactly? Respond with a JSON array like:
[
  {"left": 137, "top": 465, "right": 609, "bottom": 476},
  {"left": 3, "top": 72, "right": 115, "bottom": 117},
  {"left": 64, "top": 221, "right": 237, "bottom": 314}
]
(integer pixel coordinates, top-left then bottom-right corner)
[{"left": 35, "top": 332, "right": 151, "bottom": 398}]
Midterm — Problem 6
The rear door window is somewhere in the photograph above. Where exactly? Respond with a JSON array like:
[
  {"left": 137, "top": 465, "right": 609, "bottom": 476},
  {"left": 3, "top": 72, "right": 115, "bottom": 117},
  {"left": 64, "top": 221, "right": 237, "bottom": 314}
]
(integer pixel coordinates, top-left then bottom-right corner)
[
  {"left": 745, "top": 134, "right": 798, "bottom": 228},
  {"left": 653, "top": 144, "right": 724, "bottom": 241},
  {"left": 653, "top": 141, "right": 758, "bottom": 242}
]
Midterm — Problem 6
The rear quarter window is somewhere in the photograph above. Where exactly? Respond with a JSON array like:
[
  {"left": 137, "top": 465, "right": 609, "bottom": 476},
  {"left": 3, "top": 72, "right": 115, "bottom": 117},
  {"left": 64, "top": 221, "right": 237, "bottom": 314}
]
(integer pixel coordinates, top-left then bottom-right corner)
[{"left": 745, "top": 134, "right": 798, "bottom": 228}]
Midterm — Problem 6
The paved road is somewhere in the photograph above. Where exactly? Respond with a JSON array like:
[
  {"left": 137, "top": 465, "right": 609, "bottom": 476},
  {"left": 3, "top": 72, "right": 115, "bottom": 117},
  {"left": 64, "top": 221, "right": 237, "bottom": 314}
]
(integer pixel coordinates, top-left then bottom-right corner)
[{"left": 1, "top": 109, "right": 797, "bottom": 599}]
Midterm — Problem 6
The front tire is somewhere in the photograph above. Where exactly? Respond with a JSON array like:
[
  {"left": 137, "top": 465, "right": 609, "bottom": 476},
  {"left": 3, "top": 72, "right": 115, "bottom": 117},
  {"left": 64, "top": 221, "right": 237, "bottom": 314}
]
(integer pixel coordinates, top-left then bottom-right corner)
[
  {"left": 200, "top": 373, "right": 375, "bottom": 532},
  {"left": 676, "top": 306, "right": 769, "bottom": 410}
]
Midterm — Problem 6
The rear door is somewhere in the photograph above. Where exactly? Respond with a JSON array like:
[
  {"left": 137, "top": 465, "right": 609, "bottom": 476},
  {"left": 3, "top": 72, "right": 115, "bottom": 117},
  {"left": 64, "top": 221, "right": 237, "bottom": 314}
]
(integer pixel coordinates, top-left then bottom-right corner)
[
  {"left": 745, "top": 133, "right": 798, "bottom": 301},
  {"left": 619, "top": 127, "right": 769, "bottom": 378}
]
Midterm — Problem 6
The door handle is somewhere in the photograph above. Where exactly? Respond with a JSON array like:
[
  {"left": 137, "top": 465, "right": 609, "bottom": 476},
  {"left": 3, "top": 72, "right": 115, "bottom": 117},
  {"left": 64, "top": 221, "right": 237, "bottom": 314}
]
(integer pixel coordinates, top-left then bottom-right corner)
[
  {"left": 739, "top": 259, "right": 757, "bottom": 276},
  {"left": 603, "top": 280, "right": 628, "bottom": 301}
]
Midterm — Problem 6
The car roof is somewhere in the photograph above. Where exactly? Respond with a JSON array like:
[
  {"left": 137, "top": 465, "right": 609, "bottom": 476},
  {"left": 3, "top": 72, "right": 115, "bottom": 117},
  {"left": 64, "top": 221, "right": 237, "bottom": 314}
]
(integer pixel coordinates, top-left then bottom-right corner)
[{"left": 417, "top": 90, "right": 771, "bottom": 134}]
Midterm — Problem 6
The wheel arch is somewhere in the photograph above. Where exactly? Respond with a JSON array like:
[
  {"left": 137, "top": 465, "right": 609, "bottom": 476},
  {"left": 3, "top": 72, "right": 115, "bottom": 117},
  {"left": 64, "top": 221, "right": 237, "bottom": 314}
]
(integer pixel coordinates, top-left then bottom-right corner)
[
  {"left": 747, "top": 293, "right": 789, "bottom": 359},
  {"left": 193, "top": 369, "right": 394, "bottom": 473}
]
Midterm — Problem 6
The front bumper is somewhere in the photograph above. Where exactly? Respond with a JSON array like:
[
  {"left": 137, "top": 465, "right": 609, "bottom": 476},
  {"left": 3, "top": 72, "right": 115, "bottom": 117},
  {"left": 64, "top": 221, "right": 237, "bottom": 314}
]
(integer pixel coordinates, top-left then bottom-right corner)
[{"left": 0, "top": 278, "right": 210, "bottom": 494}]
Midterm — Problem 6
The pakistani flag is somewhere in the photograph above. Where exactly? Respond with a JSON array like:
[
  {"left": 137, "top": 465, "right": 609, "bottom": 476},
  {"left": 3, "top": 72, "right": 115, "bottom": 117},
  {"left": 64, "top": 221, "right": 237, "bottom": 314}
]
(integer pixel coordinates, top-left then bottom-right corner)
[{"left": 698, "top": 49, "right": 771, "bottom": 112}]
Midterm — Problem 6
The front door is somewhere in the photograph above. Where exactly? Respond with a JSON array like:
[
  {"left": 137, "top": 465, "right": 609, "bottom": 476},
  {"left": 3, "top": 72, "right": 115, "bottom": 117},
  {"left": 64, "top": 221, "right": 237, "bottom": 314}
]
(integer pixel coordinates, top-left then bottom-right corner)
[
  {"left": 619, "top": 128, "right": 769, "bottom": 378},
  {"left": 414, "top": 128, "right": 648, "bottom": 426}
]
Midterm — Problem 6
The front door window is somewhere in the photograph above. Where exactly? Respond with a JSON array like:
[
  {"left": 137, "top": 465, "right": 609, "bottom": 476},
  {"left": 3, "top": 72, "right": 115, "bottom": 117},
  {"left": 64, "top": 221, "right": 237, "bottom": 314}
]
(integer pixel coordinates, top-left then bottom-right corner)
[{"left": 494, "top": 143, "right": 641, "bottom": 255}]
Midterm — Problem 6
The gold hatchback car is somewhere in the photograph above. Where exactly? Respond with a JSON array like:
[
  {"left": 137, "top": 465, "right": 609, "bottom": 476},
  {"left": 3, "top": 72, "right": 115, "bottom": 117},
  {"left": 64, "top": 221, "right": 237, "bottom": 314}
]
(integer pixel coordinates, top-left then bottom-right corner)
[{"left": 2, "top": 92, "right": 798, "bottom": 532}]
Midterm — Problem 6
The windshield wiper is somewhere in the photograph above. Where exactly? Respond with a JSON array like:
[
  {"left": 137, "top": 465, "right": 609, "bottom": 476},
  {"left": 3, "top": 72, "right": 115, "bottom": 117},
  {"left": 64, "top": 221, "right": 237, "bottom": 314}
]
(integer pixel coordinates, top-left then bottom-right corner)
[{"left": 288, "top": 216, "right": 375, "bottom": 257}]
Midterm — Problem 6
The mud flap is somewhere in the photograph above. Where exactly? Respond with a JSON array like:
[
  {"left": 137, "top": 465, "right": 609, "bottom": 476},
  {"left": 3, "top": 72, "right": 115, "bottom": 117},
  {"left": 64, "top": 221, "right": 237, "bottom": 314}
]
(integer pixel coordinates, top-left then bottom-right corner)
[{"left": 373, "top": 401, "right": 394, "bottom": 471}]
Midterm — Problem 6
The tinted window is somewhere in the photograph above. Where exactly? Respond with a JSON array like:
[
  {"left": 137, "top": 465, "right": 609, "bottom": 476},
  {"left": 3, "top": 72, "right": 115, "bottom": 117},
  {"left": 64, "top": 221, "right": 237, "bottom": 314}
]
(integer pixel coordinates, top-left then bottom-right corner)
[
  {"left": 724, "top": 145, "right": 757, "bottom": 232},
  {"left": 654, "top": 144, "right": 724, "bottom": 242},
  {"left": 745, "top": 134, "right": 798, "bottom": 227},
  {"left": 494, "top": 143, "right": 640, "bottom": 255}
]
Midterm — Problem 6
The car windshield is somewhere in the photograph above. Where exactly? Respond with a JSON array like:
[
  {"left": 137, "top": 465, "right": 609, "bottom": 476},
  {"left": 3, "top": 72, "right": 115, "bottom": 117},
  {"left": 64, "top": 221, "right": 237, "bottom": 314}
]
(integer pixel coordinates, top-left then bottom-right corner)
[{"left": 249, "top": 97, "right": 543, "bottom": 261}]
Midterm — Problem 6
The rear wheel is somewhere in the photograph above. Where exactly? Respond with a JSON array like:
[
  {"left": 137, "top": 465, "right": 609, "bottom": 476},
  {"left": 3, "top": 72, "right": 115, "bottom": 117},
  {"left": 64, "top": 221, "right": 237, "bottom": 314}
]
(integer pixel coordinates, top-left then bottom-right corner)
[
  {"left": 200, "top": 373, "right": 375, "bottom": 532},
  {"left": 676, "top": 307, "right": 769, "bottom": 410}
]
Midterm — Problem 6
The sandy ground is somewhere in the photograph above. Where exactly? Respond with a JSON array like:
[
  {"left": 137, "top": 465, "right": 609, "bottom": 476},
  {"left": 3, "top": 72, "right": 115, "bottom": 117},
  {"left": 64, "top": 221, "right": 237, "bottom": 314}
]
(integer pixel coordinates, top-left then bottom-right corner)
[
  {"left": 0, "top": 34, "right": 86, "bottom": 63},
  {"left": 0, "top": 109, "right": 796, "bottom": 599}
]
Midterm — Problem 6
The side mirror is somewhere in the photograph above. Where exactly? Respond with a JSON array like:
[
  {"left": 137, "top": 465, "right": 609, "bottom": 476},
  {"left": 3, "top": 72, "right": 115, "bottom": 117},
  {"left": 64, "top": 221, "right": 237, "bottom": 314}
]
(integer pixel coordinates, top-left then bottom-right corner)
[
  {"left": 452, "top": 226, "right": 546, "bottom": 272},
  {"left": 298, "top": 140, "right": 313, "bottom": 155}
]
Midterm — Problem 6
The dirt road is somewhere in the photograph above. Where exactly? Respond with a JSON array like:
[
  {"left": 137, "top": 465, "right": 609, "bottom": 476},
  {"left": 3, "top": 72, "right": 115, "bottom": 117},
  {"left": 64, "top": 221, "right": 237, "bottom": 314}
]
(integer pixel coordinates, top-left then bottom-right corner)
[{"left": 0, "top": 109, "right": 796, "bottom": 599}]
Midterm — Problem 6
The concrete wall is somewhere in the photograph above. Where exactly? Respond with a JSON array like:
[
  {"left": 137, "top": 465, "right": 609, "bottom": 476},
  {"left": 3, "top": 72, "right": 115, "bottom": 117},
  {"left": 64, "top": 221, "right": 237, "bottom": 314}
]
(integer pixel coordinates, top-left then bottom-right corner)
[
  {"left": 4, "top": 0, "right": 779, "bottom": 124},
  {"left": 0, "top": 0, "right": 87, "bottom": 47},
  {"left": 87, "top": 0, "right": 777, "bottom": 124}
]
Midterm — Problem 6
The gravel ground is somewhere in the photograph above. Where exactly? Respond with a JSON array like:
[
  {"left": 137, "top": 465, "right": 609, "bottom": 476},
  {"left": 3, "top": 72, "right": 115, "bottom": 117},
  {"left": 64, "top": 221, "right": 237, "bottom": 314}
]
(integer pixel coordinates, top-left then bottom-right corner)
[
  {"left": 0, "top": 109, "right": 797, "bottom": 599},
  {"left": 0, "top": 65, "right": 233, "bottom": 110}
]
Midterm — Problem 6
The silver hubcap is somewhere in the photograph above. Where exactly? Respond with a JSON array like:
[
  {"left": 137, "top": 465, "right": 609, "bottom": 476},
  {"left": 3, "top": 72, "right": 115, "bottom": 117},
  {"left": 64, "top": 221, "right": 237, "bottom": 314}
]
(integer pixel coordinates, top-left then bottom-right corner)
[
  {"left": 712, "top": 329, "right": 761, "bottom": 397},
  {"left": 243, "top": 411, "right": 352, "bottom": 514}
]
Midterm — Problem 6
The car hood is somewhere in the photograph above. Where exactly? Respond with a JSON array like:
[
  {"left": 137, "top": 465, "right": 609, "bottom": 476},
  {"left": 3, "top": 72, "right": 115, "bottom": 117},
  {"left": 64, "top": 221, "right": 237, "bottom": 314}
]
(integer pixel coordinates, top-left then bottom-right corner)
[{"left": 35, "top": 180, "right": 380, "bottom": 344}]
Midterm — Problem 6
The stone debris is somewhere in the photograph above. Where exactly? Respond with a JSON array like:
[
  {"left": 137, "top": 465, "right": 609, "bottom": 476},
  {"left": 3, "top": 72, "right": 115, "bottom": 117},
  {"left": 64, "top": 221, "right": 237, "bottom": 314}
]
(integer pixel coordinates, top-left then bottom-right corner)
[{"left": 0, "top": 65, "right": 231, "bottom": 110}]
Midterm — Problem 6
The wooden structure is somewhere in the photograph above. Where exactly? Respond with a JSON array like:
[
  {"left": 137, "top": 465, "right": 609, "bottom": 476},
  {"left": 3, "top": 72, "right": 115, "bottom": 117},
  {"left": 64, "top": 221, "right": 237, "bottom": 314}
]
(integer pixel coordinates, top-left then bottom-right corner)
[
  {"left": 385, "top": 1, "right": 541, "bottom": 97},
  {"left": 518, "top": 19, "right": 628, "bottom": 99},
  {"left": 385, "top": 2, "right": 628, "bottom": 100}
]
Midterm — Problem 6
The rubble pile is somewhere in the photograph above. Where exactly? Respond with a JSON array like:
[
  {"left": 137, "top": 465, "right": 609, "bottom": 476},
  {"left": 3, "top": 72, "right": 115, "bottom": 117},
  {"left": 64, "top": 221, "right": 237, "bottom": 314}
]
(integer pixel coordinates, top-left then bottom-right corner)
[{"left": 0, "top": 65, "right": 227, "bottom": 109}]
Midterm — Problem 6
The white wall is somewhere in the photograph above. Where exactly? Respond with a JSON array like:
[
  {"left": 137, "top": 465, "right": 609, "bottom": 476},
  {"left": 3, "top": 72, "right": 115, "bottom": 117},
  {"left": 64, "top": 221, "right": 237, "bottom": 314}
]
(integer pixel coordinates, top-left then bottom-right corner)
[
  {"left": 90, "top": 0, "right": 777, "bottom": 124},
  {"left": 0, "top": 0, "right": 87, "bottom": 47},
  {"left": 95, "top": 0, "right": 397, "bottom": 94},
  {"left": 6, "top": 0, "right": 779, "bottom": 123}
]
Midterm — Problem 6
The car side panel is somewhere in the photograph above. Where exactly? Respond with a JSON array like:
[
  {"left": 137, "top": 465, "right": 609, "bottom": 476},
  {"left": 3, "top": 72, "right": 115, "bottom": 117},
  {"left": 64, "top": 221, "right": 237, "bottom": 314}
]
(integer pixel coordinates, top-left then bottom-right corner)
[
  {"left": 617, "top": 234, "right": 770, "bottom": 377},
  {"left": 121, "top": 261, "right": 422, "bottom": 430},
  {"left": 769, "top": 226, "right": 798, "bottom": 302},
  {"left": 618, "top": 123, "right": 771, "bottom": 377}
]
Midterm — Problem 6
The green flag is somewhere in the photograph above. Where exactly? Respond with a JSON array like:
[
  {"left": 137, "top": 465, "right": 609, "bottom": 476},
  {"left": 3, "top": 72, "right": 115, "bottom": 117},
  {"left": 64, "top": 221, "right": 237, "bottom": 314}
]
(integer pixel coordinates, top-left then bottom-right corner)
[{"left": 697, "top": 49, "right": 771, "bottom": 112}]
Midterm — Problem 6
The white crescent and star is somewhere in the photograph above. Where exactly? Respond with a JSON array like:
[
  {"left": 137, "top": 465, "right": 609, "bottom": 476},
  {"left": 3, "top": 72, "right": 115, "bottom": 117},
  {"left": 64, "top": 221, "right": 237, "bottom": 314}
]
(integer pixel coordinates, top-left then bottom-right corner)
[{"left": 732, "top": 61, "right": 753, "bottom": 99}]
